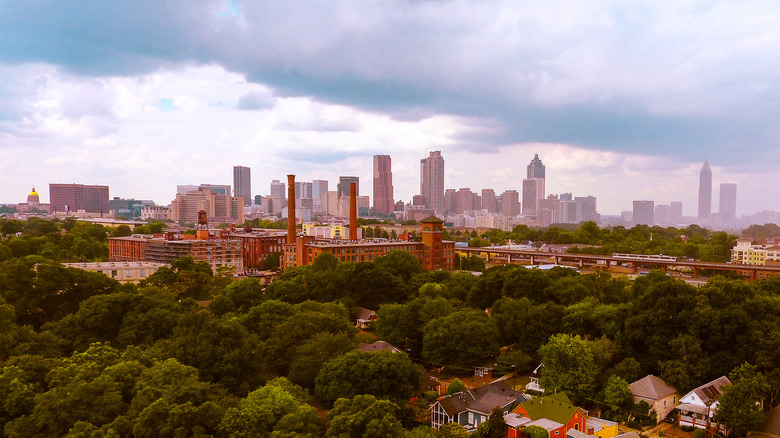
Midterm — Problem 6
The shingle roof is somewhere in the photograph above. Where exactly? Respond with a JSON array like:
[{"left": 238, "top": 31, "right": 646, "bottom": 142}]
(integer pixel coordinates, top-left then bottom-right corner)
[
  {"left": 630, "top": 375, "right": 677, "bottom": 400},
  {"left": 435, "top": 380, "right": 529, "bottom": 417},
  {"left": 355, "top": 307, "right": 377, "bottom": 320},
  {"left": 691, "top": 376, "right": 731, "bottom": 404},
  {"left": 357, "top": 340, "right": 401, "bottom": 353},
  {"left": 516, "top": 392, "right": 584, "bottom": 426}
]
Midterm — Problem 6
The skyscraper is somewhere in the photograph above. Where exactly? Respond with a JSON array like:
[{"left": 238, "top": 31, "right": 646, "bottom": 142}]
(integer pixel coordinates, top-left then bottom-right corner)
[
  {"left": 527, "top": 153, "right": 546, "bottom": 178},
  {"left": 420, "top": 151, "right": 445, "bottom": 212},
  {"left": 719, "top": 183, "right": 737, "bottom": 223},
  {"left": 373, "top": 155, "right": 394, "bottom": 215},
  {"left": 481, "top": 189, "right": 496, "bottom": 213},
  {"left": 522, "top": 178, "right": 544, "bottom": 216},
  {"left": 233, "top": 166, "right": 251, "bottom": 206},
  {"left": 522, "top": 154, "right": 546, "bottom": 216},
  {"left": 338, "top": 176, "right": 359, "bottom": 198},
  {"left": 670, "top": 201, "right": 683, "bottom": 222},
  {"left": 312, "top": 180, "right": 328, "bottom": 214},
  {"left": 500, "top": 190, "right": 520, "bottom": 217},
  {"left": 698, "top": 160, "right": 712, "bottom": 220},
  {"left": 270, "top": 180, "right": 285, "bottom": 198},
  {"left": 633, "top": 200, "right": 655, "bottom": 226}
]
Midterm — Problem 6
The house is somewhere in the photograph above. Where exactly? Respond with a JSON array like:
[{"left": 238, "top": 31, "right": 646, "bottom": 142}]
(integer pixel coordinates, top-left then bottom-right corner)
[
  {"left": 526, "top": 363, "right": 545, "bottom": 393},
  {"left": 629, "top": 375, "right": 679, "bottom": 423},
  {"left": 505, "top": 392, "right": 588, "bottom": 438},
  {"left": 354, "top": 307, "right": 378, "bottom": 329},
  {"left": 430, "top": 380, "right": 531, "bottom": 432},
  {"left": 358, "top": 340, "right": 402, "bottom": 354},
  {"left": 586, "top": 417, "right": 619, "bottom": 438},
  {"left": 568, "top": 429, "right": 599, "bottom": 438},
  {"left": 676, "top": 376, "right": 731, "bottom": 431}
]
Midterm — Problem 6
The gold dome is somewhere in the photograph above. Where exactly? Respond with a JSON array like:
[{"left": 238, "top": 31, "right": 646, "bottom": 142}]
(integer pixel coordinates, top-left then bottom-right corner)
[{"left": 29, "top": 187, "right": 39, "bottom": 197}]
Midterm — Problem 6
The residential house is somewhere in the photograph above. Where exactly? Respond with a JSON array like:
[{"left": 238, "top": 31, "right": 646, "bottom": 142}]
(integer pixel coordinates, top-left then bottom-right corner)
[
  {"left": 676, "top": 376, "right": 730, "bottom": 431},
  {"left": 586, "top": 417, "right": 619, "bottom": 438},
  {"left": 505, "top": 392, "right": 588, "bottom": 438},
  {"left": 629, "top": 375, "right": 679, "bottom": 423},
  {"left": 358, "top": 340, "right": 402, "bottom": 354},
  {"left": 430, "top": 381, "right": 530, "bottom": 432},
  {"left": 526, "top": 363, "right": 545, "bottom": 393},
  {"left": 568, "top": 430, "right": 599, "bottom": 438},
  {"left": 354, "top": 307, "right": 378, "bottom": 329}
]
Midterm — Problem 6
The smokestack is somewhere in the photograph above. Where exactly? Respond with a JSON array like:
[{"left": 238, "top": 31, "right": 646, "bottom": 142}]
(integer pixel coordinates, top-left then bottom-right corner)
[
  {"left": 350, "top": 182, "right": 358, "bottom": 240},
  {"left": 287, "top": 175, "right": 296, "bottom": 244}
]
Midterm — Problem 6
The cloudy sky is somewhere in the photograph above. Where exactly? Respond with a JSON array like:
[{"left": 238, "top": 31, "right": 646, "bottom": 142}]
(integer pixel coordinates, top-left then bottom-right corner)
[{"left": 1, "top": 0, "right": 779, "bottom": 216}]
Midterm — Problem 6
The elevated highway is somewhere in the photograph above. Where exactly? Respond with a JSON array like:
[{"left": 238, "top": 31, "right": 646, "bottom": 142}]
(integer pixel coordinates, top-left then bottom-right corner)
[{"left": 456, "top": 247, "right": 780, "bottom": 280}]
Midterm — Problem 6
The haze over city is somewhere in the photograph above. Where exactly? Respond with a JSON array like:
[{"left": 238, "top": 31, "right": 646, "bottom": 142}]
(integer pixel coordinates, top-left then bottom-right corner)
[{"left": 2, "top": 1, "right": 780, "bottom": 216}]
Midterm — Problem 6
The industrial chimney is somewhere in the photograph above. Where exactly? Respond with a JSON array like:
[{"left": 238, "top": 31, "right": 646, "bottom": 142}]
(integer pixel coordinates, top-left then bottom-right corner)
[
  {"left": 350, "top": 182, "right": 358, "bottom": 240},
  {"left": 287, "top": 175, "right": 296, "bottom": 244}
]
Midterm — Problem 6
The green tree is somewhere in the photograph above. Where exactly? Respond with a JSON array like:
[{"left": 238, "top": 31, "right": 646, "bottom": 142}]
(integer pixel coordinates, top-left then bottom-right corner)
[
  {"left": 422, "top": 309, "right": 500, "bottom": 369},
  {"left": 714, "top": 363, "right": 770, "bottom": 438},
  {"left": 477, "top": 406, "right": 507, "bottom": 438},
  {"left": 603, "top": 375, "right": 633, "bottom": 410},
  {"left": 538, "top": 334, "right": 597, "bottom": 398},
  {"left": 218, "top": 378, "right": 320, "bottom": 437},
  {"left": 326, "top": 394, "right": 406, "bottom": 438},
  {"left": 438, "top": 423, "right": 471, "bottom": 438},
  {"left": 447, "top": 378, "right": 465, "bottom": 395},
  {"left": 287, "top": 332, "right": 355, "bottom": 389},
  {"left": 524, "top": 425, "right": 550, "bottom": 438},
  {"left": 314, "top": 350, "right": 420, "bottom": 406}
]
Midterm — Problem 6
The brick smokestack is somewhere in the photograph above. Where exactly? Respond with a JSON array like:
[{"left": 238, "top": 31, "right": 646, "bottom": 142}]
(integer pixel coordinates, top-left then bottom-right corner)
[
  {"left": 350, "top": 182, "right": 358, "bottom": 240},
  {"left": 287, "top": 174, "right": 296, "bottom": 244}
]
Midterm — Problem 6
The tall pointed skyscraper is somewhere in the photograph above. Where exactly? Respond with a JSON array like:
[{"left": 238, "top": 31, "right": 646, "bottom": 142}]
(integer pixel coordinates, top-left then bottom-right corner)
[
  {"left": 527, "top": 153, "right": 546, "bottom": 178},
  {"left": 698, "top": 160, "right": 712, "bottom": 220},
  {"left": 522, "top": 153, "right": 545, "bottom": 216}
]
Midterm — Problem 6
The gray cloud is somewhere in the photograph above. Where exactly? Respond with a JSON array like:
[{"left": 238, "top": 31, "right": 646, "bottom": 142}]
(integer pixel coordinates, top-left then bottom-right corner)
[
  {"left": 236, "top": 90, "right": 274, "bottom": 110},
  {"left": 1, "top": 1, "right": 780, "bottom": 166}
]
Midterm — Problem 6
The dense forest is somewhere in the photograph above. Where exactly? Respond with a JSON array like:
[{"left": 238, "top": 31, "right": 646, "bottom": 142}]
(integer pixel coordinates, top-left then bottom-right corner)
[{"left": 0, "top": 218, "right": 777, "bottom": 437}]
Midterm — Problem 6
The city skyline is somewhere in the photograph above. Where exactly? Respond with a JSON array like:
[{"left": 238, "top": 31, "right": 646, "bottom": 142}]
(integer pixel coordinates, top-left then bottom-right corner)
[
  {"left": 4, "top": 154, "right": 755, "bottom": 220},
  {"left": 2, "top": 3, "right": 780, "bottom": 215}
]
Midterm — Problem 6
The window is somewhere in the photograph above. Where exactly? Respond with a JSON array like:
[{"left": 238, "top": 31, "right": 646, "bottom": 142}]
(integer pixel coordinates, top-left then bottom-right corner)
[
  {"left": 111, "top": 270, "right": 118, "bottom": 277},
  {"left": 125, "top": 270, "right": 133, "bottom": 277},
  {"left": 468, "top": 412, "right": 473, "bottom": 424}
]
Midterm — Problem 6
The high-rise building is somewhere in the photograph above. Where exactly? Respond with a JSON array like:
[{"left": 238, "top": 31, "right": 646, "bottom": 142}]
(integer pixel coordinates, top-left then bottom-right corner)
[
  {"left": 698, "top": 160, "right": 712, "bottom": 220},
  {"left": 481, "top": 189, "right": 496, "bottom": 213},
  {"left": 527, "top": 153, "right": 546, "bottom": 178},
  {"left": 521, "top": 154, "right": 546, "bottom": 217},
  {"left": 719, "top": 183, "right": 737, "bottom": 223},
  {"left": 670, "top": 201, "right": 683, "bottom": 222},
  {"left": 455, "top": 188, "right": 475, "bottom": 214},
  {"left": 420, "top": 151, "right": 445, "bottom": 212},
  {"left": 312, "top": 180, "right": 328, "bottom": 214},
  {"left": 49, "top": 183, "right": 109, "bottom": 213},
  {"left": 373, "top": 155, "right": 394, "bottom": 215},
  {"left": 522, "top": 178, "right": 544, "bottom": 216},
  {"left": 500, "top": 190, "right": 520, "bottom": 217},
  {"left": 655, "top": 204, "right": 671, "bottom": 225},
  {"left": 633, "top": 200, "right": 655, "bottom": 226},
  {"left": 233, "top": 166, "right": 251, "bottom": 206},
  {"left": 270, "top": 180, "right": 285, "bottom": 198},
  {"left": 444, "top": 189, "right": 456, "bottom": 213},
  {"left": 338, "top": 176, "right": 359, "bottom": 198},
  {"left": 200, "top": 184, "right": 231, "bottom": 196},
  {"left": 169, "top": 187, "right": 244, "bottom": 223},
  {"left": 575, "top": 196, "right": 598, "bottom": 222}
]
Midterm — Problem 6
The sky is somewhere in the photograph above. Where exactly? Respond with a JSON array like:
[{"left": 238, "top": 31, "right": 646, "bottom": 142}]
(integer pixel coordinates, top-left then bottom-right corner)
[{"left": 1, "top": 1, "right": 779, "bottom": 216}]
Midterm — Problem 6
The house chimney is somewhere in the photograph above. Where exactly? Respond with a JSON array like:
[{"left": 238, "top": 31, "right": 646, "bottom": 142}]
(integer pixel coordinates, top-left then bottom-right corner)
[
  {"left": 287, "top": 174, "right": 296, "bottom": 244},
  {"left": 349, "top": 182, "right": 358, "bottom": 240}
]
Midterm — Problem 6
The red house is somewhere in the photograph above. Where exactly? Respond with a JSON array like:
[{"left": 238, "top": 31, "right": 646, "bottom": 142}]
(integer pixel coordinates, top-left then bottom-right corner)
[{"left": 505, "top": 393, "right": 587, "bottom": 438}]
